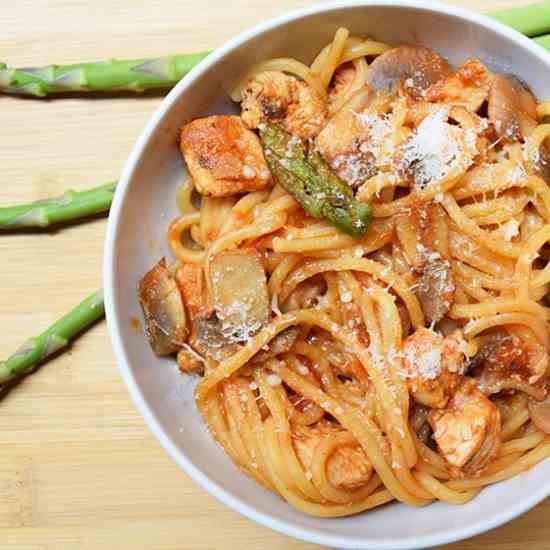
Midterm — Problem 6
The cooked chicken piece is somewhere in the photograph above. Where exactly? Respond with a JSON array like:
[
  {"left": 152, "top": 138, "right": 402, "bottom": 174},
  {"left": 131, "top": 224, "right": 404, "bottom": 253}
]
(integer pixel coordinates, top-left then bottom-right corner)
[
  {"left": 328, "top": 63, "right": 356, "bottom": 110},
  {"left": 177, "top": 347, "right": 204, "bottom": 375},
  {"left": 403, "top": 328, "right": 467, "bottom": 409},
  {"left": 210, "top": 249, "right": 269, "bottom": 342},
  {"left": 429, "top": 379, "right": 501, "bottom": 475},
  {"left": 138, "top": 258, "right": 188, "bottom": 355},
  {"left": 240, "top": 71, "right": 327, "bottom": 140},
  {"left": 367, "top": 45, "right": 451, "bottom": 100},
  {"left": 175, "top": 263, "right": 210, "bottom": 318},
  {"left": 180, "top": 115, "right": 271, "bottom": 197},
  {"left": 315, "top": 87, "right": 384, "bottom": 188},
  {"left": 292, "top": 422, "right": 373, "bottom": 490},
  {"left": 426, "top": 58, "right": 493, "bottom": 113},
  {"left": 488, "top": 74, "right": 537, "bottom": 140}
]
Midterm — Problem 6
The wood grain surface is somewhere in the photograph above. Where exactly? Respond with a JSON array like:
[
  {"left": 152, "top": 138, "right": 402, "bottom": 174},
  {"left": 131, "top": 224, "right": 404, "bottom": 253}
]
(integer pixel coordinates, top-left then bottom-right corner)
[{"left": 1, "top": 1, "right": 548, "bottom": 549}]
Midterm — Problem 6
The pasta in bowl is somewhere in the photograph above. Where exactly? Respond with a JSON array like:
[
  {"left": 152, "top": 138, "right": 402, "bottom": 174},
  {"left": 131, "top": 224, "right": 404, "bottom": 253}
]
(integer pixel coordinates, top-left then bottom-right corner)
[
  {"left": 105, "top": 2, "right": 550, "bottom": 548},
  {"left": 137, "top": 28, "right": 550, "bottom": 516}
]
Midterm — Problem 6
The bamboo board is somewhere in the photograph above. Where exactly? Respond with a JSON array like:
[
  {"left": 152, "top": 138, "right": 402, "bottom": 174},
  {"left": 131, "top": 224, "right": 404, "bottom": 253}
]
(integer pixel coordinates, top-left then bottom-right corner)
[{"left": 1, "top": 1, "right": 548, "bottom": 548}]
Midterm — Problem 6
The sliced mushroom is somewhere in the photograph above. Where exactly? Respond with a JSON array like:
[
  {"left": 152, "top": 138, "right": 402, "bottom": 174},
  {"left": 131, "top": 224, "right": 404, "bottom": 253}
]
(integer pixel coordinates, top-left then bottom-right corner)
[
  {"left": 252, "top": 326, "right": 300, "bottom": 363},
  {"left": 138, "top": 258, "right": 188, "bottom": 356},
  {"left": 210, "top": 249, "right": 269, "bottom": 343},
  {"left": 528, "top": 392, "right": 550, "bottom": 435},
  {"left": 488, "top": 74, "right": 537, "bottom": 140},
  {"left": 366, "top": 45, "right": 451, "bottom": 100},
  {"left": 469, "top": 332, "right": 546, "bottom": 400},
  {"left": 415, "top": 257, "right": 455, "bottom": 325},
  {"left": 190, "top": 314, "right": 238, "bottom": 362},
  {"left": 532, "top": 143, "right": 550, "bottom": 184}
]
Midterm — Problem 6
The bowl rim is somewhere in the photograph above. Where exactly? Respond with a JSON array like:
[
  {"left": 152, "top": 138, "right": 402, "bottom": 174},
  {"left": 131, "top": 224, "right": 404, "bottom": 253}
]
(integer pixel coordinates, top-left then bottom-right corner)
[{"left": 103, "top": 1, "right": 550, "bottom": 548}]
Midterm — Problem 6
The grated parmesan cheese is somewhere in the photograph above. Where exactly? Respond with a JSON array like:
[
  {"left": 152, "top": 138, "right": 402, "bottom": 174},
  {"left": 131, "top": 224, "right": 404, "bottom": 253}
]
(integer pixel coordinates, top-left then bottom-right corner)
[
  {"left": 405, "top": 340, "right": 443, "bottom": 381},
  {"left": 266, "top": 374, "right": 282, "bottom": 386},
  {"left": 497, "top": 218, "right": 520, "bottom": 242},
  {"left": 506, "top": 164, "right": 527, "bottom": 184},
  {"left": 400, "top": 106, "right": 476, "bottom": 190},
  {"left": 340, "top": 291, "right": 353, "bottom": 303},
  {"left": 242, "top": 165, "right": 256, "bottom": 179}
]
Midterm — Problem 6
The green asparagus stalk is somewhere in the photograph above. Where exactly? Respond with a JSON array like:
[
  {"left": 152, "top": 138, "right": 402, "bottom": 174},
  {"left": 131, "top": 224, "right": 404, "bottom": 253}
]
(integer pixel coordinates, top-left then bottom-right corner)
[
  {"left": 0, "top": 181, "right": 116, "bottom": 229},
  {"left": 489, "top": 1, "right": 550, "bottom": 38},
  {"left": 0, "top": 52, "right": 210, "bottom": 97},
  {"left": 260, "top": 124, "right": 371, "bottom": 238},
  {"left": 0, "top": 290, "right": 104, "bottom": 385},
  {"left": 0, "top": 2, "right": 547, "bottom": 98}
]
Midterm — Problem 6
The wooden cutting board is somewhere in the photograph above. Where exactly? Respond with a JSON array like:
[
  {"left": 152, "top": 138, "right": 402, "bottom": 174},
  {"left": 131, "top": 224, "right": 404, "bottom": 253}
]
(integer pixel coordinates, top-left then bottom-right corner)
[{"left": 1, "top": 1, "right": 548, "bottom": 548}]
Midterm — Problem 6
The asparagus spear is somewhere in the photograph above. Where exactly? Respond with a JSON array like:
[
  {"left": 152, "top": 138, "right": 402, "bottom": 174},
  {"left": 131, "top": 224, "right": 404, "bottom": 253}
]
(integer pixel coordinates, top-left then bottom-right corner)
[
  {"left": 0, "top": 52, "right": 210, "bottom": 97},
  {"left": 260, "top": 124, "right": 371, "bottom": 238},
  {"left": 0, "top": 290, "right": 104, "bottom": 385},
  {"left": 0, "top": 181, "right": 116, "bottom": 229},
  {"left": 490, "top": 1, "right": 550, "bottom": 38},
  {"left": 1, "top": 2, "right": 548, "bottom": 98}
]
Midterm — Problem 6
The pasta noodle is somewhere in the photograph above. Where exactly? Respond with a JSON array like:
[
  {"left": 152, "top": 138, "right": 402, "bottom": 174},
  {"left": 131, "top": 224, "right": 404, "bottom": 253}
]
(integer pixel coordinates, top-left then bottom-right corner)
[{"left": 140, "top": 29, "right": 550, "bottom": 517}]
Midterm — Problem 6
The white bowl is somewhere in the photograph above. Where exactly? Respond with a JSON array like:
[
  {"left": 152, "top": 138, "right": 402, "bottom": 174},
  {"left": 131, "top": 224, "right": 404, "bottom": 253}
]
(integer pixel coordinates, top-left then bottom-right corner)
[{"left": 103, "top": 2, "right": 550, "bottom": 548}]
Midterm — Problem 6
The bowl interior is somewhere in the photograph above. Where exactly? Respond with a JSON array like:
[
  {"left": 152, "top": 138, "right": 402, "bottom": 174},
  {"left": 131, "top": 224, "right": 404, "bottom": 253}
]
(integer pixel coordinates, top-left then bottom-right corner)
[{"left": 106, "top": 3, "right": 550, "bottom": 549}]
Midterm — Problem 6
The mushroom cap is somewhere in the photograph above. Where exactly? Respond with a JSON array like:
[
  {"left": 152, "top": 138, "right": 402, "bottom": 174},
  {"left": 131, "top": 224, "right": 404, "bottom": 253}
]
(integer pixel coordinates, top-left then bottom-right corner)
[
  {"left": 367, "top": 45, "right": 451, "bottom": 99},
  {"left": 488, "top": 74, "right": 537, "bottom": 140}
]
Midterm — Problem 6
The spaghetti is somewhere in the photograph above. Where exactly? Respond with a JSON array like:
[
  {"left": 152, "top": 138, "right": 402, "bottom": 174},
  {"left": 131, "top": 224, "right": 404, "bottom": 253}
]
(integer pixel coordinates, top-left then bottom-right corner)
[{"left": 138, "top": 29, "right": 550, "bottom": 516}]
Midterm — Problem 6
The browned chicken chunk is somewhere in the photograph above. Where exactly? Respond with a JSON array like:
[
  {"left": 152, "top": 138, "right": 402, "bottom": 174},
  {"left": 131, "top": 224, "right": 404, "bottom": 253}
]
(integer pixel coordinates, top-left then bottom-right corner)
[
  {"left": 180, "top": 115, "right": 271, "bottom": 197},
  {"left": 138, "top": 258, "right": 188, "bottom": 355},
  {"left": 328, "top": 63, "right": 357, "bottom": 110},
  {"left": 403, "top": 328, "right": 467, "bottom": 409},
  {"left": 240, "top": 71, "right": 327, "bottom": 140},
  {"left": 176, "top": 262, "right": 210, "bottom": 318},
  {"left": 426, "top": 58, "right": 493, "bottom": 113},
  {"left": 292, "top": 423, "right": 373, "bottom": 490},
  {"left": 315, "top": 87, "right": 382, "bottom": 187},
  {"left": 366, "top": 45, "right": 451, "bottom": 100},
  {"left": 429, "top": 380, "right": 501, "bottom": 475}
]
